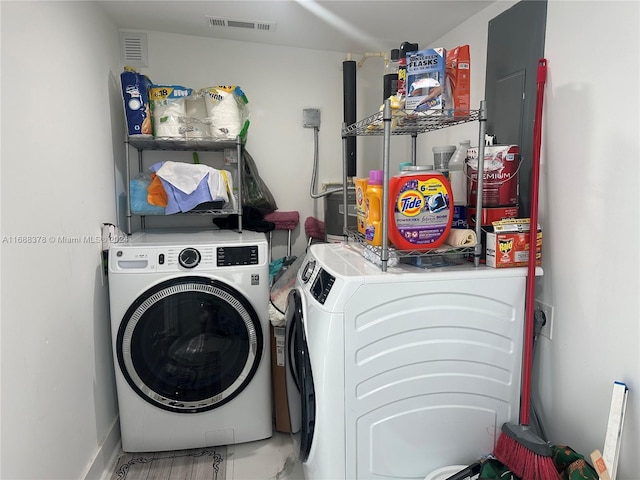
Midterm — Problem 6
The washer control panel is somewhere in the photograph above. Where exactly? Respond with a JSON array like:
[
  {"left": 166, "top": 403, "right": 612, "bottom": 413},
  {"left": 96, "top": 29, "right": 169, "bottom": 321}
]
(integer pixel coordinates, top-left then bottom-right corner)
[
  {"left": 301, "top": 260, "right": 316, "bottom": 283},
  {"left": 110, "top": 244, "right": 260, "bottom": 272},
  {"left": 217, "top": 245, "right": 259, "bottom": 266},
  {"left": 159, "top": 246, "right": 215, "bottom": 270},
  {"left": 310, "top": 268, "right": 335, "bottom": 305}
]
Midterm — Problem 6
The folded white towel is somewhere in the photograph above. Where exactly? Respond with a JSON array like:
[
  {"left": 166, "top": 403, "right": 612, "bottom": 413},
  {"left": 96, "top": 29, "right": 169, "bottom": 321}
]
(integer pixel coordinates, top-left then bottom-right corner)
[
  {"left": 155, "top": 161, "right": 234, "bottom": 205},
  {"left": 445, "top": 228, "right": 477, "bottom": 247},
  {"left": 155, "top": 161, "right": 211, "bottom": 194}
]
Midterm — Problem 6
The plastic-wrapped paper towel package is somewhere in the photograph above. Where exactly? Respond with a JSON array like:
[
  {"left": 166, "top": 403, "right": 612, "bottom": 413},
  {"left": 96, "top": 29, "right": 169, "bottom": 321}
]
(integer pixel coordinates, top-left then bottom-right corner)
[
  {"left": 119, "top": 67, "right": 251, "bottom": 141},
  {"left": 147, "top": 84, "right": 249, "bottom": 140},
  {"left": 201, "top": 86, "right": 250, "bottom": 140},
  {"left": 149, "top": 84, "right": 193, "bottom": 138}
]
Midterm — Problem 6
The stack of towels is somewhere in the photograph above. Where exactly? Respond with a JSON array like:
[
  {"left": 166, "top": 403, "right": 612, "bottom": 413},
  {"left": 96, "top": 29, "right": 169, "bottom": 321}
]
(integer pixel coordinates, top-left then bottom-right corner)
[{"left": 148, "top": 161, "right": 236, "bottom": 214}]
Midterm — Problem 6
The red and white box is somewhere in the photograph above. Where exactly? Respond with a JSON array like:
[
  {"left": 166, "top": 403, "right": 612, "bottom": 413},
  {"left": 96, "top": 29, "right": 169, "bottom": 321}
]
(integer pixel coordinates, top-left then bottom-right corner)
[
  {"left": 485, "top": 218, "right": 542, "bottom": 268},
  {"left": 467, "top": 145, "right": 520, "bottom": 207},
  {"left": 445, "top": 45, "right": 470, "bottom": 118}
]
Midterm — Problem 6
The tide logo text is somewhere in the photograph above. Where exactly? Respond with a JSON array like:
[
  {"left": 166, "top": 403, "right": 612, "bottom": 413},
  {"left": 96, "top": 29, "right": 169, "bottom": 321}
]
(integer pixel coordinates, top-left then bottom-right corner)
[{"left": 397, "top": 191, "right": 424, "bottom": 217}]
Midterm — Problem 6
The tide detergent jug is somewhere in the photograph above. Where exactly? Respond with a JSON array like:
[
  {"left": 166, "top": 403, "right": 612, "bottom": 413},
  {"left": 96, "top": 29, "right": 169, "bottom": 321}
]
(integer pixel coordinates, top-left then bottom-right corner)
[{"left": 388, "top": 166, "right": 453, "bottom": 250}]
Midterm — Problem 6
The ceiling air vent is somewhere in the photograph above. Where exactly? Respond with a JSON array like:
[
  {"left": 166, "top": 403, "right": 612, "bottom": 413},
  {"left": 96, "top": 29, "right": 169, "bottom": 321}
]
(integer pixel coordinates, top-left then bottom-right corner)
[
  {"left": 120, "top": 32, "right": 148, "bottom": 67},
  {"left": 207, "top": 16, "right": 276, "bottom": 32}
]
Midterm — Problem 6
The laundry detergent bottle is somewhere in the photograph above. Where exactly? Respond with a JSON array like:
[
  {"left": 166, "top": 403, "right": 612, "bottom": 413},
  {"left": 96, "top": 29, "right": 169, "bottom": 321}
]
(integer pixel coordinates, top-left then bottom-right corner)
[
  {"left": 388, "top": 166, "right": 453, "bottom": 250},
  {"left": 354, "top": 177, "right": 369, "bottom": 235},
  {"left": 364, "top": 170, "right": 384, "bottom": 246}
]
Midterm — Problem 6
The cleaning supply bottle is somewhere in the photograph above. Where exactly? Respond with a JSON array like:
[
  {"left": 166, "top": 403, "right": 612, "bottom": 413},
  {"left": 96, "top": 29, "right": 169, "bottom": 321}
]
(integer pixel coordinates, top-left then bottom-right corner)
[
  {"left": 448, "top": 140, "right": 471, "bottom": 206},
  {"left": 397, "top": 42, "right": 419, "bottom": 100},
  {"left": 364, "top": 170, "right": 384, "bottom": 246},
  {"left": 383, "top": 48, "right": 400, "bottom": 100},
  {"left": 354, "top": 177, "right": 369, "bottom": 235},
  {"left": 388, "top": 166, "right": 453, "bottom": 250}
]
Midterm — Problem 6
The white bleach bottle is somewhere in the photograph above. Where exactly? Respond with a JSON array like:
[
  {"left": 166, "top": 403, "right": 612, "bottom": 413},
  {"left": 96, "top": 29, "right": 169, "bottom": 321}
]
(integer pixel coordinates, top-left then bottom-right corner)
[{"left": 448, "top": 140, "right": 471, "bottom": 206}]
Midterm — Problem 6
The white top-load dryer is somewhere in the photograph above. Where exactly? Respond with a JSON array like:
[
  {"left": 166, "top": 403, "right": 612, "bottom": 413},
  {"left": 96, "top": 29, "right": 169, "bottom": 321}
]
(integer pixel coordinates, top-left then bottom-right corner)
[{"left": 286, "top": 242, "right": 535, "bottom": 479}]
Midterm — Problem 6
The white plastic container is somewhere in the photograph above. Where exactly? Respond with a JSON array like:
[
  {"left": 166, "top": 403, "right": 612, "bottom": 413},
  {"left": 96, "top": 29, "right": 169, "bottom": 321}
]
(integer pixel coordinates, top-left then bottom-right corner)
[
  {"left": 424, "top": 465, "right": 470, "bottom": 480},
  {"left": 432, "top": 145, "right": 456, "bottom": 172},
  {"left": 448, "top": 140, "right": 471, "bottom": 206}
]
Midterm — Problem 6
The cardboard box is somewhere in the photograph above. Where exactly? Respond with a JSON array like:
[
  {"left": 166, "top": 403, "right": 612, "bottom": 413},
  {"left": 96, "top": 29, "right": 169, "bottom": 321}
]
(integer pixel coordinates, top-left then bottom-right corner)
[
  {"left": 485, "top": 218, "right": 542, "bottom": 268},
  {"left": 270, "top": 325, "right": 292, "bottom": 433},
  {"left": 466, "top": 206, "right": 519, "bottom": 263},
  {"left": 445, "top": 45, "right": 471, "bottom": 118},
  {"left": 467, "top": 206, "right": 520, "bottom": 228},
  {"left": 405, "top": 48, "right": 446, "bottom": 114}
]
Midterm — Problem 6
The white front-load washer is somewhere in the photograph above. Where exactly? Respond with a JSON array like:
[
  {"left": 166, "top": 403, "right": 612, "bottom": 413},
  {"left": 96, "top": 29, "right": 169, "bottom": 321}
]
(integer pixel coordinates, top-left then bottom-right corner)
[
  {"left": 108, "top": 229, "right": 272, "bottom": 452},
  {"left": 286, "top": 242, "right": 535, "bottom": 479}
]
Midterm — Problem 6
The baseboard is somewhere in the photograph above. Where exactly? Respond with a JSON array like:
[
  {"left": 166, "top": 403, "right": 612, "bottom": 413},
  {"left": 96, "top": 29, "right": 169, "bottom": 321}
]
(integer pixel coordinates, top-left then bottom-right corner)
[{"left": 81, "top": 415, "right": 122, "bottom": 480}]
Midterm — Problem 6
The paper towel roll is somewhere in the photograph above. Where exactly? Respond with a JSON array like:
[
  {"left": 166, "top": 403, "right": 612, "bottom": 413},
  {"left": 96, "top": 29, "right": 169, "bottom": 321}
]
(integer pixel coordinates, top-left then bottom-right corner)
[{"left": 445, "top": 228, "right": 477, "bottom": 247}]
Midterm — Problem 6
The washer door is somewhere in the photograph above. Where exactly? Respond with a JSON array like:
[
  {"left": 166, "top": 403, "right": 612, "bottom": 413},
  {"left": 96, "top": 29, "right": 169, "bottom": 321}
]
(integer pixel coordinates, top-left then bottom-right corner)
[
  {"left": 117, "top": 276, "right": 263, "bottom": 413},
  {"left": 285, "top": 289, "right": 315, "bottom": 462},
  {"left": 284, "top": 290, "right": 302, "bottom": 435}
]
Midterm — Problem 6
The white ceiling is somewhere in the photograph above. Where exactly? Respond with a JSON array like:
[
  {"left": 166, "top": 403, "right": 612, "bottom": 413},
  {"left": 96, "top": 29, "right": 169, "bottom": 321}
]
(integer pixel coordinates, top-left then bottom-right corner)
[{"left": 96, "top": 0, "right": 496, "bottom": 55}]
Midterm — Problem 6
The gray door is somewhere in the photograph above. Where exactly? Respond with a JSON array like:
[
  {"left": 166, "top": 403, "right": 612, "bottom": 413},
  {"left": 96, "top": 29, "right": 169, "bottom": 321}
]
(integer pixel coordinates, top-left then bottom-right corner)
[{"left": 485, "top": 0, "right": 547, "bottom": 216}]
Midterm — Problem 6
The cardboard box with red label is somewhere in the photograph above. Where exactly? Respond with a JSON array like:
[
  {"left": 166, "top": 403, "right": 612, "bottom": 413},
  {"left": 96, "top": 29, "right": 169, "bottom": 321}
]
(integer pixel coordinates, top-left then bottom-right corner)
[
  {"left": 485, "top": 218, "right": 542, "bottom": 268},
  {"left": 270, "top": 325, "right": 292, "bottom": 433}
]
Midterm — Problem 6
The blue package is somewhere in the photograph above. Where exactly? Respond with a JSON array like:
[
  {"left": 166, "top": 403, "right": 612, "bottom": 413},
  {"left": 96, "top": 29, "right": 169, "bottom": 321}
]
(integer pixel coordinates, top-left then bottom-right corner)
[
  {"left": 130, "top": 175, "right": 165, "bottom": 215},
  {"left": 405, "top": 48, "right": 446, "bottom": 114},
  {"left": 120, "top": 69, "right": 153, "bottom": 136}
]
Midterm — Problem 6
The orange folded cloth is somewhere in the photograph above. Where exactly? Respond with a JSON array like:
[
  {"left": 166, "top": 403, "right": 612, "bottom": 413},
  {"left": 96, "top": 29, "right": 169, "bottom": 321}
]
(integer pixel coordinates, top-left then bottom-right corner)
[{"left": 147, "top": 173, "right": 168, "bottom": 207}]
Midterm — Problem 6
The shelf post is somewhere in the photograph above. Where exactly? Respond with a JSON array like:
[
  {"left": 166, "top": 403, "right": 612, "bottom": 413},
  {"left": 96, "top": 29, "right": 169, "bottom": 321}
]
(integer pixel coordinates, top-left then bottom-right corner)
[
  {"left": 474, "top": 100, "right": 487, "bottom": 267},
  {"left": 381, "top": 99, "right": 391, "bottom": 272},
  {"left": 411, "top": 133, "right": 418, "bottom": 165},
  {"left": 236, "top": 136, "right": 243, "bottom": 233},
  {"left": 138, "top": 149, "right": 146, "bottom": 231},
  {"left": 342, "top": 123, "right": 349, "bottom": 242},
  {"left": 125, "top": 137, "right": 132, "bottom": 234}
]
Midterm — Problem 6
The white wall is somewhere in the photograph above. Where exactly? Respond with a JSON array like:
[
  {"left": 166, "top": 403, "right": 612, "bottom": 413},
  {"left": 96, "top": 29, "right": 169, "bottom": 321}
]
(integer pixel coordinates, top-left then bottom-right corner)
[
  {"left": 1, "top": 2, "right": 122, "bottom": 479},
  {"left": 539, "top": 0, "right": 639, "bottom": 474}
]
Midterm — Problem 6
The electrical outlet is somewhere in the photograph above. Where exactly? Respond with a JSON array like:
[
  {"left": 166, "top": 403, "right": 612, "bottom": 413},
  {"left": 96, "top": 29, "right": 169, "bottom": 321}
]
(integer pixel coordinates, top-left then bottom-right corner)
[
  {"left": 303, "top": 108, "right": 321, "bottom": 129},
  {"left": 535, "top": 299, "right": 554, "bottom": 340}
]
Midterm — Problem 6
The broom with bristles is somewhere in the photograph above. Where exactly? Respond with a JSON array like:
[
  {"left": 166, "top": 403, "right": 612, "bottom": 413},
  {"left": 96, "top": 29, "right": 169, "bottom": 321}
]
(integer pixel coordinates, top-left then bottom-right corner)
[{"left": 493, "top": 59, "right": 559, "bottom": 480}]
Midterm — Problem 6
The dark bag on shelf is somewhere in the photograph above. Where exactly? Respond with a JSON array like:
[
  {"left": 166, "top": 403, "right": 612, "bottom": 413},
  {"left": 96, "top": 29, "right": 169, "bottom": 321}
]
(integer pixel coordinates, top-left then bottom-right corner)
[
  {"left": 242, "top": 150, "right": 278, "bottom": 214},
  {"left": 213, "top": 205, "right": 275, "bottom": 233}
]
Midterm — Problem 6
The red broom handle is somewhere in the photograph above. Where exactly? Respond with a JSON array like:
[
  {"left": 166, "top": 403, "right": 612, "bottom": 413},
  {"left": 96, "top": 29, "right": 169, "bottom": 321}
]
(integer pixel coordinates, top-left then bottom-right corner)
[{"left": 520, "top": 59, "right": 547, "bottom": 425}]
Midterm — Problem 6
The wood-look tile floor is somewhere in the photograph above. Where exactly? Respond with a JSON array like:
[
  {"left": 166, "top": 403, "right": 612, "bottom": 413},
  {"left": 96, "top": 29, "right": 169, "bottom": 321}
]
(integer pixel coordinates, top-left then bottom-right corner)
[
  {"left": 107, "top": 432, "right": 304, "bottom": 480},
  {"left": 111, "top": 446, "right": 226, "bottom": 480}
]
